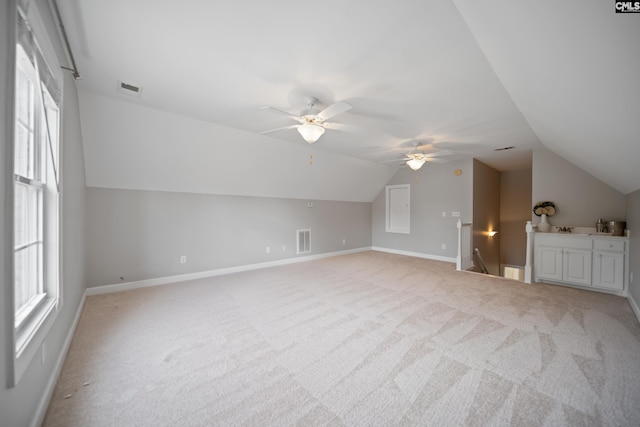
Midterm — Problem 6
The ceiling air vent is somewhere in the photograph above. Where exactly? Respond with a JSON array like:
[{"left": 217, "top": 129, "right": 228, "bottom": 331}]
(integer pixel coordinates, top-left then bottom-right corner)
[
  {"left": 494, "top": 146, "right": 515, "bottom": 151},
  {"left": 117, "top": 81, "right": 142, "bottom": 97}
]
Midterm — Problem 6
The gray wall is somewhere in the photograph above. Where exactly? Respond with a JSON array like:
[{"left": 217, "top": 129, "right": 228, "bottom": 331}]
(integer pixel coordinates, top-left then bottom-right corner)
[
  {"left": 500, "top": 169, "right": 532, "bottom": 267},
  {"left": 0, "top": 0, "right": 11, "bottom": 403},
  {"left": 85, "top": 188, "right": 372, "bottom": 287},
  {"left": 472, "top": 160, "right": 501, "bottom": 276},
  {"left": 372, "top": 159, "right": 473, "bottom": 259},
  {"left": 0, "top": 1, "right": 87, "bottom": 426},
  {"left": 626, "top": 190, "right": 640, "bottom": 306},
  {"left": 532, "top": 148, "right": 626, "bottom": 227}
]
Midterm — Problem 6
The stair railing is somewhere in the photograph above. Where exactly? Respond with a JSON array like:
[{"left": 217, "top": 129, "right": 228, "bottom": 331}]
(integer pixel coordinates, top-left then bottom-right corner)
[{"left": 474, "top": 248, "right": 489, "bottom": 274}]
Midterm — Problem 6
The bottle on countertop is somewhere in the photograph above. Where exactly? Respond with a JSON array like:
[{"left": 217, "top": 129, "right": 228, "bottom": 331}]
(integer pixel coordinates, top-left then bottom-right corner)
[{"left": 596, "top": 218, "right": 606, "bottom": 233}]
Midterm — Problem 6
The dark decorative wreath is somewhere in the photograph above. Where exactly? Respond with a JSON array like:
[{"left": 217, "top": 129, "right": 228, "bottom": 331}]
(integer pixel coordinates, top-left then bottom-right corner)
[{"left": 533, "top": 201, "right": 556, "bottom": 217}]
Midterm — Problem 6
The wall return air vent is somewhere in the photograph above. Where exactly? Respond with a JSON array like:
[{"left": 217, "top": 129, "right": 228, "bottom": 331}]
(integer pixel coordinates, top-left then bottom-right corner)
[{"left": 297, "top": 229, "right": 311, "bottom": 254}]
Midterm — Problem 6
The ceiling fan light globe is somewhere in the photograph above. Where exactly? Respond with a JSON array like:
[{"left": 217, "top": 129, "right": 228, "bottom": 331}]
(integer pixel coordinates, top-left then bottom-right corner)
[
  {"left": 407, "top": 158, "right": 425, "bottom": 170},
  {"left": 297, "top": 123, "right": 325, "bottom": 143}
]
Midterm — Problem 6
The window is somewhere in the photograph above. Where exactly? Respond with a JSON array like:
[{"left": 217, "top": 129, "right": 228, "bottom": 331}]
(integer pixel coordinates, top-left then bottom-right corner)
[
  {"left": 385, "top": 184, "right": 410, "bottom": 234},
  {"left": 11, "top": 6, "right": 62, "bottom": 386},
  {"left": 14, "top": 51, "right": 45, "bottom": 327}
]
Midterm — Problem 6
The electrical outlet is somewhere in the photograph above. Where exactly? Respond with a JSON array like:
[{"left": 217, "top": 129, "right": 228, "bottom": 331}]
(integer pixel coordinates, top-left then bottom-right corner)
[
  {"left": 180, "top": 256, "right": 187, "bottom": 264},
  {"left": 282, "top": 245, "right": 286, "bottom": 252},
  {"left": 441, "top": 243, "right": 446, "bottom": 250},
  {"left": 442, "top": 211, "right": 447, "bottom": 217},
  {"left": 342, "top": 238, "right": 346, "bottom": 245},
  {"left": 266, "top": 246, "right": 271, "bottom": 254},
  {"left": 451, "top": 211, "right": 461, "bottom": 217}
]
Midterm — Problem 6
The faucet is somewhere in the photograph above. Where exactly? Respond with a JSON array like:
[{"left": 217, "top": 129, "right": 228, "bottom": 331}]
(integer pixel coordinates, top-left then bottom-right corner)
[{"left": 556, "top": 226, "right": 574, "bottom": 233}]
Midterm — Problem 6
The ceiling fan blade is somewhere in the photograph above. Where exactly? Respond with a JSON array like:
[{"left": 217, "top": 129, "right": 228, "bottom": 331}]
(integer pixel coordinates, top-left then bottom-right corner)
[
  {"left": 425, "top": 157, "right": 448, "bottom": 163},
  {"left": 324, "top": 122, "right": 362, "bottom": 132},
  {"left": 424, "top": 150, "right": 453, "bottom": 158},
  {"left": 317, "top": 101, "right": 352, "bottom": 121},
  {"left": 260, "top": 106, "right": 301, "bottom": 121},
  {"left": 260, "top": 125, "right": 298, "bottom": 135},
  {"left": 380, "top": 157, "right": 411, "bottom": 164}
]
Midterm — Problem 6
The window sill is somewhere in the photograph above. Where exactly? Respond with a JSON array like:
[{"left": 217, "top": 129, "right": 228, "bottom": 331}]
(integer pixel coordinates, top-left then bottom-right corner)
[
  {"left": 12, "top": 296, "right": 59, "bottom": 387},
  {"left": 15, "top": 293, "right": 47, "bottom": 330}
]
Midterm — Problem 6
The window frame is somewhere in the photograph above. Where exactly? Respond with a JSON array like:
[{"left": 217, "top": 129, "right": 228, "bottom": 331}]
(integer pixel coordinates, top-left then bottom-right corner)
[
  {"left": 9, "top": 3, "right": 64, "bottom": 387},
  {"left": 14, "top": 44, "right": 47, "bottom": 329}
]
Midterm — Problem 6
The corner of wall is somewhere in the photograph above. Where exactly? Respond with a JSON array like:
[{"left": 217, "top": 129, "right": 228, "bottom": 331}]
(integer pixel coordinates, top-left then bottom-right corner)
[
  {"left": 532, "top": 148, "right": 626, "bottom": 226},
  {"left": 472, "top": 160, "right": 500, "bottom": 276},
  {"left": 625, "top": 189, "right": 640, "bottom": 314}
]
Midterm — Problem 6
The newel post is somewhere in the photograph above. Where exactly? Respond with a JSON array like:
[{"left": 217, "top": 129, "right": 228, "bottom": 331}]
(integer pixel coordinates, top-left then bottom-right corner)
[
  {"left": 524, "top": 221, "right": 533, "bottom": 284},
  {"left": 456, "top": 219, "right": 462, "bottom": 271}
]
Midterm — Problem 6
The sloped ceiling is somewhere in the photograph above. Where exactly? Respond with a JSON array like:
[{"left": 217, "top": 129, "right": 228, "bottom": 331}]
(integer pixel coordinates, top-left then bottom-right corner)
[
  {"left": 452, "top": 0, "right": 640, "bottom": 195},
  {"left": 78, "top": 91, "right": 396, "bottom": 202},
  {"left": 55, "top": 0, "right": 639, "bottom": 200}
]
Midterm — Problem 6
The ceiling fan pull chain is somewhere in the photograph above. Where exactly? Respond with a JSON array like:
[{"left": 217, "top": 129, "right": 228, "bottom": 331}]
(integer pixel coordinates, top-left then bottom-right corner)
[{"left": 309, "top": 152, "right": 313, "bottom": 166}]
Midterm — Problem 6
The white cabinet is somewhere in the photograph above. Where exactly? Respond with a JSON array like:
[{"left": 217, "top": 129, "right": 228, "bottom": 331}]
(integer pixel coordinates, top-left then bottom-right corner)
[
  {"left": 536, "top": 236, "right": 591, "bottom": 286},
  {"left": 563, "top": 248, "right": 592, "bottom": 286},
  {"left": 537, "top": 246, "right": 563, "bottom": 282},
  {"left": 592, "top": 240, "right": 625, "bottom": 291},
  {"left": 534, "top": 233, "right": 628, "bottom": 294}
]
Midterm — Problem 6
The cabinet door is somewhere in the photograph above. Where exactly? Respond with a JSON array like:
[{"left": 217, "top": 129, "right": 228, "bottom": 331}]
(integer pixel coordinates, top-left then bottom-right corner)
[
  {"left": 593, "top": 251, "right": 624, "bottom": 290},
  {"left": 563, "top": 248, "right": 592, "bottom": 286},
  {"left": 537, "top": 246, "right": 563, "bottom": 281}
]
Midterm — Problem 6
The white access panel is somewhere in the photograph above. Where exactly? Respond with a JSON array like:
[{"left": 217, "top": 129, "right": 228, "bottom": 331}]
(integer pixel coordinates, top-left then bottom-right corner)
[{"left": 385, "top": 184, "right": 410, "bottom": 234}]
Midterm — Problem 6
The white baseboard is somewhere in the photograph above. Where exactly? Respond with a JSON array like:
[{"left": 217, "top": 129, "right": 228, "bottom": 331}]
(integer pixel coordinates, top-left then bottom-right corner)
[
  {"left": 86, "top": 247, "right": 372, "bottom": 296},
  {"left": 371, "top": 246, "right": 456, "bottom": 264},
  {"left": 628, "top": 292, "right": 640, "bottom": 323},
  {"left": 30, "top": 293, "right": 87, "bottom": 427}
]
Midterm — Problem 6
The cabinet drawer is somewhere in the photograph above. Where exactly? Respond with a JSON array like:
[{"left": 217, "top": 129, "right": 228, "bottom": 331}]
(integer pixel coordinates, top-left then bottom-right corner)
[
  {"left": 536, "top": 235, "right": 592, "bottom": 250},
  {"left": 593, "top": 239, "right": 625, "bottom": 252}
]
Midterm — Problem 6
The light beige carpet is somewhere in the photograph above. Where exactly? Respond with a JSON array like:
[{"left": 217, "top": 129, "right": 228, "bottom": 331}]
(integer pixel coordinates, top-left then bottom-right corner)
[{"left": 43, "top": 251, "right": 640, "bottom": 426}]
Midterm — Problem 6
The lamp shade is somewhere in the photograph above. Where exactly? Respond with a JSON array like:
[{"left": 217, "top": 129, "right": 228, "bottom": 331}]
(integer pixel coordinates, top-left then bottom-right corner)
[
  {"left": 297, "top": 123, "right": 325, "bottom": 143},
  {"left": 406, "top": 158, "right": 425, "bottom": 170}
]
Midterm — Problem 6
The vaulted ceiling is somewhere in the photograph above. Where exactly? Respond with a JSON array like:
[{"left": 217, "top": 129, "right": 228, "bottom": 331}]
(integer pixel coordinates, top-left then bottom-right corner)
[{"left": 56, "top": 0, "right": 640, "bottom": 200}]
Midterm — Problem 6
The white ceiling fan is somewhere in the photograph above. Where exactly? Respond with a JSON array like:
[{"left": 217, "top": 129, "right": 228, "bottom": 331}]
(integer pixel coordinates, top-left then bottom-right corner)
[
  {"left": 382, "top": 149, "right": 453, "bottom": 170},
  {"left": 260, "top": 97, "right": 352, "bottom": 144}
]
